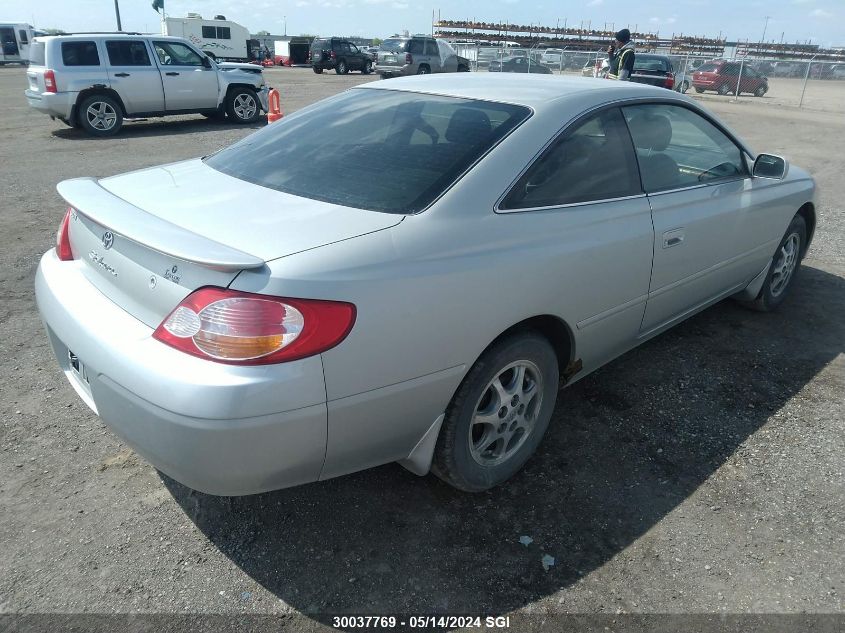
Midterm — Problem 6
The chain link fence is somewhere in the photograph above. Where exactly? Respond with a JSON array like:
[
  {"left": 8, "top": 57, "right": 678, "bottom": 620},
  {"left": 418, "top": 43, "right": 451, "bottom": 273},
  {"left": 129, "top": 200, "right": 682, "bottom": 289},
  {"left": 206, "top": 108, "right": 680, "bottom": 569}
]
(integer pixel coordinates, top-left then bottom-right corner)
[{"left": 451, "top": 44, "right": 845, "bottom": 113}]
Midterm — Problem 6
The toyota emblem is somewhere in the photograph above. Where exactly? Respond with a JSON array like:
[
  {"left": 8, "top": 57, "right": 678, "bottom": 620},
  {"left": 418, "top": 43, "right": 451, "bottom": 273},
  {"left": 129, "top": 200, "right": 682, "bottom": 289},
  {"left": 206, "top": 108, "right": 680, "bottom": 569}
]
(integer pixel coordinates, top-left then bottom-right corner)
[{"left": 102, "top": 231, "right": 114, "bottom": 250}]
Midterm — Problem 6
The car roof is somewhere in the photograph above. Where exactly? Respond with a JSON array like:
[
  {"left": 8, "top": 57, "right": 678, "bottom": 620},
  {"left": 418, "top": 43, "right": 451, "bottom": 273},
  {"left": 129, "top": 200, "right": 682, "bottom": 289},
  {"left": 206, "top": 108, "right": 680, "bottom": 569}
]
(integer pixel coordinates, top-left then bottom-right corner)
[
  {"left": 34, "top": 33, "right": 190, "bottom": 42},
  {"left": 358, "top": 73, "right": 687, "bottom": 110}
]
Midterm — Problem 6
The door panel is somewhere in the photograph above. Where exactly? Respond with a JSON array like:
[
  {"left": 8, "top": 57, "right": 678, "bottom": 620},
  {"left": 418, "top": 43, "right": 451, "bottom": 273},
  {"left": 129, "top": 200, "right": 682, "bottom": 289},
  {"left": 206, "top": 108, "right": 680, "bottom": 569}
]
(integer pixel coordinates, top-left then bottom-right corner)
[
  {"left": 622, "top": 103, "right": 765, "bottom": 333},
  {"left": 152, "top": 40, "right": 218, "bottom": 111},
  {"left": 105, "top": 40, "right": 164, "bottom": 114}
]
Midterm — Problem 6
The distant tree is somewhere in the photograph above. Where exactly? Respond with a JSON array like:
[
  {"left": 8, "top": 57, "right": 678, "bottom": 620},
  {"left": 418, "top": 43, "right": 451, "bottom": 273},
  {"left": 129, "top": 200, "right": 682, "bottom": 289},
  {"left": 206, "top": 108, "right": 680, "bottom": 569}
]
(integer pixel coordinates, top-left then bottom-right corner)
[
  {"left": 372, "top": 37, "right": 383, "bottom": 45},
  {"left": 256, "top": 30, "right": 270, "bottom": 35}
]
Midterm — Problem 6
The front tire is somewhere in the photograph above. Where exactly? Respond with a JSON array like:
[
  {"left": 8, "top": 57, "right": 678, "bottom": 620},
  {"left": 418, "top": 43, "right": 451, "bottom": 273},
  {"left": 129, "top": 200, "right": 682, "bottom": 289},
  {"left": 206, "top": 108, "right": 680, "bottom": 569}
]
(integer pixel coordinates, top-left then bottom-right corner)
[
  {"left": 312, "top": 66, "right": 323, "bottom": 74},
  {"left": 363, "top": 60, "right": 373, "bottom": 74},
  {"left": 225, "top": 88, "right": 260, "bottom": 124},
  {"left": 717, "top": 83, "right": 730, "bottom": 96},
  {"left": 336, "top": 60, "right": 348, "bottom": 75},
  {"left": 745, "top": 215, "right": 807, "bottom": 312},
  {"left": 77, "top": 94, "right": 123, "bottom": 136},
  {"left": 694, "top": 86, "right": 705, "bottom": 93},
  {"left": 680, "top": 80, "right": 689, "bottom": 93},
  {"left": 754, "top": 85, "right": 766, "bottom": 97},
  {"left": 432, "top": 332, "right": 559, "bottom": 492}
]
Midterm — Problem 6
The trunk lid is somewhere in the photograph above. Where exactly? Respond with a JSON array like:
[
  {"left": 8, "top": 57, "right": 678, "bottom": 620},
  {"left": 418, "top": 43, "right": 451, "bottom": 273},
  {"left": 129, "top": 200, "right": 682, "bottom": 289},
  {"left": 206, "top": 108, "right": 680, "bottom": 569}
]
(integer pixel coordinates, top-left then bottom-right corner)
[{"left": 59, "top": 160, "right": 403, "bottom": 327}]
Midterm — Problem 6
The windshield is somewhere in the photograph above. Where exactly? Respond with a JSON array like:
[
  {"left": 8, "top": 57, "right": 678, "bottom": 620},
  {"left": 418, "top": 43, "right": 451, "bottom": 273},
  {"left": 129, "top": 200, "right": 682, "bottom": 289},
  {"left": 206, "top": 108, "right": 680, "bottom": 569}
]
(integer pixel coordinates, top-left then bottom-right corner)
[
  {"left": 380, "top": 38, "right": 408, "bottom": 53},
  {"left": 205, "top": 89, "right": 530, "bottom": 214}
]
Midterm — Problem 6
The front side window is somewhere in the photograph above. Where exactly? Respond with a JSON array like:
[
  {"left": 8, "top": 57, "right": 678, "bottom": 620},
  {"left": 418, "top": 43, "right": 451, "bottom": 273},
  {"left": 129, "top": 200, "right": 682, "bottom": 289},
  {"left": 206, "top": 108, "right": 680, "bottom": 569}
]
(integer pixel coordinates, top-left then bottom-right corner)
[
  {"left": 500, "top": 108, "right": 641, "bottom": 210},
  {"left": 205, "top": 89, "right": 530, "bottom": 214},
  {"left": 106, "top": 40, "right": 151, "bottom": 66},
  {"left": 153, "top": 41, "right": 203, "bottom": 66},
  {"left": 622, "top": 104, "right": 746, "bottom": 193},
  {"left": 61, "top": 41, "right": 100, "bottom": 66}
]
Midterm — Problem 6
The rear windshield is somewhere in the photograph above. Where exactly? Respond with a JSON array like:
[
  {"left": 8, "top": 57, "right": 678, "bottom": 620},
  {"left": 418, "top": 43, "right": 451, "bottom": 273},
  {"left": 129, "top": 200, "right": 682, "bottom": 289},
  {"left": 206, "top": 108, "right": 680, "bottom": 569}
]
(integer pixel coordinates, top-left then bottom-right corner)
[
  {"left": 29, "top": 40, "right": 46, "bottom": 65},
  {"left": 380, "top": 38, "right": 408, "bottom": 53},
  {"left": 634, "top": 57, "right": 671, "bottom": 72},
  {"left": 205, "top": 89, "right": 530, "bottom": 214},
  {"left": 697, "top": 62, "right": 720, "bottom": 72},
  {"left": 312, "top": 39, "right": 328, "bottom": 50}
]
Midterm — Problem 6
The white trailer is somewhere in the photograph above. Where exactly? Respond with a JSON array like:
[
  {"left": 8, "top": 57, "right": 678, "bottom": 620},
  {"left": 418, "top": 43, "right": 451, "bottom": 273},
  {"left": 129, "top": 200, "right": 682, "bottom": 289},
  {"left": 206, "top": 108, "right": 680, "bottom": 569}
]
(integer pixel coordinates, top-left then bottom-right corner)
[
  {"left": 0, "top": 23, "right": 34, "bottom": 65},
  {"left": 162, "top": 13, "right": 253, "bottom": 62}
]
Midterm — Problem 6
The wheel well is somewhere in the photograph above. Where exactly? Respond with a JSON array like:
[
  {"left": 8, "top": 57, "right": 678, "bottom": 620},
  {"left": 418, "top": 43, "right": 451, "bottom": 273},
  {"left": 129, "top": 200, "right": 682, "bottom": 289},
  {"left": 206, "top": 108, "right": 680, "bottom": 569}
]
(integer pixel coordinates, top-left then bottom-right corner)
[
  {"left": 491, "top": 315, "right": 574, "bottom": 376},
  {"left": 75, "top": 88, "right": 127, "bottom": 117},
  {"left": 796, "top": 202, "right": 816, "bottom": 257}
]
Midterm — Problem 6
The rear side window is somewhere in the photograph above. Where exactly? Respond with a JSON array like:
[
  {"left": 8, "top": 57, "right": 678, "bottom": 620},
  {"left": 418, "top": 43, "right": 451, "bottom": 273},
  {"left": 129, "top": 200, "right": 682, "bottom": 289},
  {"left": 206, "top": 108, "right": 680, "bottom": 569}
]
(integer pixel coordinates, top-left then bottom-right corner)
[
  {"left": 697, "top": 62, "right": 720, "bottom": 72},
  {"left": 61, "top": 41, "right": 100, "bottom": 66},
  {"left": 408, "top": 39, "right": 424, "bottom": 55},
  {"left": 28, "top": 40, "right": 45, "bottom": 65},
  {"left": 501, "top": 108, "right": 641, "bottom": 209},
  {"left": 312, "top": 39, "right": 328, "bottom": 50},
  {"left": 19, "top": 30, "right": 29, "bottom": 44},
  {"left": 425, "top": 40, "right": 438, "bottom": 56},
  {"left": 205, "top": 89, "right": 530, "bottom": 214},
  {"left": 106, "top": 40, "right": 151, "bottom": 66}
]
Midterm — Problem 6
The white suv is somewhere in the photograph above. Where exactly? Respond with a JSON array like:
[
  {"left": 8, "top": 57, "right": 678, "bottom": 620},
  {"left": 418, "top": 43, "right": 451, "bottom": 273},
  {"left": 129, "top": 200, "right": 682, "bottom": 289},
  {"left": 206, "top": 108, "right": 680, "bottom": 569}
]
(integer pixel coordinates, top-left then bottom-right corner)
[{"left": 25, "top": 33, "right": 269, "bottom": 136}]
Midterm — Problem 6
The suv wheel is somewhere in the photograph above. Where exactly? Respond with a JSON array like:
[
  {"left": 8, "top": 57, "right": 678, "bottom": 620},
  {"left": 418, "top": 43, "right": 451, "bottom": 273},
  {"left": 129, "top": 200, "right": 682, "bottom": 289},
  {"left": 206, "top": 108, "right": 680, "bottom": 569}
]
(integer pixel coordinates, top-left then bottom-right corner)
[
  {"left": 226, "top": 88, "right": 260, "bottom": 124},
  {"left": 363, "top": 60, "right": 373, "bottom": 74},
  {"left": 312, "top": 66, "right": 323, "bottom": 74},
  {"left": 336, "top": 60, "right": 348, "bottom": 75},
  {"left": 680, "top": 80, "right": 690, "bottom": 93},
  {"left": 717, "top": 83, "right": 731, "bottom": 96},
  {"left": 754, "top": 85, "right": 766, "bottom": 97},
  {"left": 417, "top": 64, "right": 430, "bottom": 75},
  {"left": 694, "top": 86, "right": 705, "bottom": 93},
  {"left": 78, "top": 94, "right": 123, "bottom": 136}
]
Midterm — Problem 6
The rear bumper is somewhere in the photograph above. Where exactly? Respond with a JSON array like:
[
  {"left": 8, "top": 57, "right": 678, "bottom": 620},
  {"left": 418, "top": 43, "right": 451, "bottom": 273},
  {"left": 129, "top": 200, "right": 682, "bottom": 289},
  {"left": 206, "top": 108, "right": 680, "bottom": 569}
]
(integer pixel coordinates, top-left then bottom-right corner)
[
  {"left": 35, "top": 250, "right": 328, "bottom": 496},
  {"left": 375, "top": 64, "right": 410, "bottom": 77},
  {"left": 25, "top": 89, "right": 75, "bottom": 119}
]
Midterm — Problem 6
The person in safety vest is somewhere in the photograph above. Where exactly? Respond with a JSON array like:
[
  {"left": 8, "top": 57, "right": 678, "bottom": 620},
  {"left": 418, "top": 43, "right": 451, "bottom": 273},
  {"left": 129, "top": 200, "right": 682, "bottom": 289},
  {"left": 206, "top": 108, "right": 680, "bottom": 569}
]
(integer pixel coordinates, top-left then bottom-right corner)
[{"left": 606, "top": 28, "right": 635, "bottom": 81}]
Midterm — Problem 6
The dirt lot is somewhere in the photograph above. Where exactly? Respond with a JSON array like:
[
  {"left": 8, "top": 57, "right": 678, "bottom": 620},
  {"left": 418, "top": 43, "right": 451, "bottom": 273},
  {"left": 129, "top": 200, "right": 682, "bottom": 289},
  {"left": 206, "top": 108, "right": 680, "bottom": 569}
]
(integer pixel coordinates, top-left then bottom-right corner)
[{"left": 1, "top": 66, "right": 843, "bottom": 628}]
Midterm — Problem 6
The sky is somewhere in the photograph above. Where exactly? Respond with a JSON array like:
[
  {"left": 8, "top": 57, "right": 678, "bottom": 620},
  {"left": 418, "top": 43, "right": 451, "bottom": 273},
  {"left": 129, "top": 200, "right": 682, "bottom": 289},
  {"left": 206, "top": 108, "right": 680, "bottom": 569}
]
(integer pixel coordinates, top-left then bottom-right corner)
[{"left": 4, "top": 0, "right": 843, "bottom": 47}]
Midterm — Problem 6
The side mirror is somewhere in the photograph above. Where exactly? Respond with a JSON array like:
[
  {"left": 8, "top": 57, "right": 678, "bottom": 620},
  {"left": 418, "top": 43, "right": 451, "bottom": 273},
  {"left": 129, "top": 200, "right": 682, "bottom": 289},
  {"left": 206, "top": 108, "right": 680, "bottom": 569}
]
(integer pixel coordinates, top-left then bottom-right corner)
[
  {"left": 202, "top": 56, "right": 212, "bottom": 69},
  {"left": 753, "top": 153, "right": 789, "bottom": 180}
]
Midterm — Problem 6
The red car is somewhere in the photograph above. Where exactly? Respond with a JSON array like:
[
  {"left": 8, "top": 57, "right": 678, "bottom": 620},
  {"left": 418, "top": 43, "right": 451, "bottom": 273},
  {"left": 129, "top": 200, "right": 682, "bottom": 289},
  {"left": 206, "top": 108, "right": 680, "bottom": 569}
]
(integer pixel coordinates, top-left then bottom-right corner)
[{"left": 692, "top": 60, "right": 769, "bottom": 97}]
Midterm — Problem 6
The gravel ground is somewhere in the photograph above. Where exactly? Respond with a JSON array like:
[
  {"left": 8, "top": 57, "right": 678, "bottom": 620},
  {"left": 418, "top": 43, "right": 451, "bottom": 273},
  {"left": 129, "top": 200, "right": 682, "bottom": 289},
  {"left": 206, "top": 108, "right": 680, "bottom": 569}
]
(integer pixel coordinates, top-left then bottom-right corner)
[{"left": 0, "top": 66, "right": 842, "bottom": 629}]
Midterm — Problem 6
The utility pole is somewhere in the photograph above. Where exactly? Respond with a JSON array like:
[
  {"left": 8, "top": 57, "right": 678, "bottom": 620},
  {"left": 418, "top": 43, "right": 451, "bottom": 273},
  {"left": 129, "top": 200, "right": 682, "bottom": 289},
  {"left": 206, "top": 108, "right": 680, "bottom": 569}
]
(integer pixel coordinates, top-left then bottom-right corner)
[
  {"left": 760, "top": 15, "right": 770, "bottom": 44},
  {"left": 114, "top": 0, "right": 122, "bottom": 31}
]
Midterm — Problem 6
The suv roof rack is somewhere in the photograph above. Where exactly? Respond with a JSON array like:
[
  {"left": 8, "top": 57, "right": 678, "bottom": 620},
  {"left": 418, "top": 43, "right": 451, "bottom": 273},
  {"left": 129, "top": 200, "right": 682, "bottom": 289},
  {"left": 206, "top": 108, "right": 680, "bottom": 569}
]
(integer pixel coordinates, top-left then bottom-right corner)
[{"left": 40, "top": 31, "right": 146, "bottom": 36}]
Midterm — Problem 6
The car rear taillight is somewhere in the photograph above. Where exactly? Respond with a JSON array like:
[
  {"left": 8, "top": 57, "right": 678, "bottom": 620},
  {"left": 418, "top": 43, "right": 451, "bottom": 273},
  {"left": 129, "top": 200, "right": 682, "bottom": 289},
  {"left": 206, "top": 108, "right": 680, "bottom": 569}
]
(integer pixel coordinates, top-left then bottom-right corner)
[
  {"left": 56, "top": 207, "right": 73, "bottom": 261},
  {"left": 44, "top": 69, "right": 57, "bottom": 93},
  {"left": 665, "top": 72, "right": 675, "bottom": 89},
  {"left": 153, "top": 287, "right": 356, "bottom": 365},
  {"left": 405, "top": 52, "right": 413, "bottom": 64}
]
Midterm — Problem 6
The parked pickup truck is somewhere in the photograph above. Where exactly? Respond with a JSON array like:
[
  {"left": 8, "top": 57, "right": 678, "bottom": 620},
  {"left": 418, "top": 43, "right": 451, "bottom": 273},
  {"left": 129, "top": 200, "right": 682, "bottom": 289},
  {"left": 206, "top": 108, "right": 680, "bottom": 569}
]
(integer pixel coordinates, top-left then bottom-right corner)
[{"left": 25, "top": 33, "right": 269, "bottom": 136}]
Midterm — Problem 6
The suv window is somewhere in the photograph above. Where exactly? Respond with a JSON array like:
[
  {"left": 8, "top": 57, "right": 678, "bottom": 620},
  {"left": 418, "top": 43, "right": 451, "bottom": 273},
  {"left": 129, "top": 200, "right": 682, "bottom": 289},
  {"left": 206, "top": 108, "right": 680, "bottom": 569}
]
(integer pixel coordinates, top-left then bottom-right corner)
[
  {"left": 501, "top": 108, "right": 640, "bottom": 209},
  {"left": 206, "top": 90, "right": 530, "bottom": 214},
  {"left": 202, "top": 26, "right": 230, "bottom": 39},
  {"left": 697, "top": 62, "right": 720, "bottom": 72},
  {"left": 313, "top": 39, "right": 328, "bottom": 50},
  {"left": 106, "top": 40, "right": 151, "bottom": 66},
  {"left": 622, "top": 104, "right": 746, "bottom": 193},
  {"left": 634, "top": 57, "right": 670, "bottom": 72},
  {"left": 19, "top": 29, "right": 28, "bottom": 44},
  {"left": 408, "top": 39, "right": 425, "bottom": 55},
  {"left": 425, "top": 40, "right": 438, "bottom": 56},
  {"left": 153, "top": 41, "right": 204, "bottom": 66},
  {"left": 61, "top": 41, "right": 100, "bottom": 66}
]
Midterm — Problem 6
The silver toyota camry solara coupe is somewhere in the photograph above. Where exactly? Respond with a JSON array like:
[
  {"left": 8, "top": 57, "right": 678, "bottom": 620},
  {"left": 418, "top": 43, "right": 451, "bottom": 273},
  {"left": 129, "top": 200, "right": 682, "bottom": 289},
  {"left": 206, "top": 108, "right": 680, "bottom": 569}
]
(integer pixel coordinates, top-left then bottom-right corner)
[{"left": 35, "top": 75, "right": 816, "bottom": 495}]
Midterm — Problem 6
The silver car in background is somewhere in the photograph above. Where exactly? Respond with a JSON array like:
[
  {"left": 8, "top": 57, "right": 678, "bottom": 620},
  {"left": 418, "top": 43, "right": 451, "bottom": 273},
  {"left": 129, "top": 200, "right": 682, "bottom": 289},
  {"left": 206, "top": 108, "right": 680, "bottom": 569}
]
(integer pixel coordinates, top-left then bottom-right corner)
[
  {"left": 376, "top": 35, "right": 470, "bottom": 77},
  {"left": 35, "top": 75, "right": 816, "bottom": 495}
]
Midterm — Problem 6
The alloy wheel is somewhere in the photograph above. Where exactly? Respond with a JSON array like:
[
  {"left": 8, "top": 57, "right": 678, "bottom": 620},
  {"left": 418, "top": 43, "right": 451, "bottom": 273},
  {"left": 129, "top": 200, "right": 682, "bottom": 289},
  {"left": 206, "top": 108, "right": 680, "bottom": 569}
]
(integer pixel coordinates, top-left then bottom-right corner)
[
  {"left": 468, "top": 360, "right": 543, "bottom": 467},
  {"left": 233, "top": 93, "right": 257, "bottom": 120},
  {"left": 770, "top": 233, "right": 800, "bottom": 297},
  {"left": 86, "top": 101, "right": 117, "bottom": 131}
]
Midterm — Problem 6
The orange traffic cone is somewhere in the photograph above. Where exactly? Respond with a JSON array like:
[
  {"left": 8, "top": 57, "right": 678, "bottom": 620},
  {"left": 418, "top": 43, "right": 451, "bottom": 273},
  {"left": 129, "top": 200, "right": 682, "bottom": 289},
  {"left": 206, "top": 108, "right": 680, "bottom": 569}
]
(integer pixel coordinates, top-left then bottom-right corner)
[{"left": 267, "top": 88, "right": 283, "bottom": 123}]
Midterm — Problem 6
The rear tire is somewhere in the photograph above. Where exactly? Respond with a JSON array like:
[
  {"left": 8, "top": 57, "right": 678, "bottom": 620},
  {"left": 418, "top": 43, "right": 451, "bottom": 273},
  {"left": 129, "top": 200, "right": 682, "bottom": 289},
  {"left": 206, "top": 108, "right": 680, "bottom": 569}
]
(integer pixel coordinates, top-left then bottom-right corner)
[
  {"left": 336, "top": 60, "right": 348, "bottom": 75},
  {"left": 363, "top": 60, "right": 373, "bottom": 74},
  {"left": 680, "top": 80, "right": 690, "bottom": 93},
  {"left": 458, "top": 64, "right": 469, "bottom": 72},
  {"left": 431, "top": 332, "right": 559, "bottom": 492},
  {"left": 77, "top": 94, "right": 123, "bottom": 137},
  {"left": 743, "top": 215, "right": 806, "bottom": 312},
  {"left": 417, "top": 64, "right": 430, "bottom": 75},
  {"left": 754, "top": 85, "right": 766, "bottom": 97},
  {"left": 312, "top": 66, "right": 323, "bottom": 74},
  {"left": 717, "top": 83, "right": 730, "bottom": 96},
  {"left": 225, "top": 87, "right": 260, "bottom": 124},
  {"left": 694, "top": 86, "right": 705, "bottom": 93}
]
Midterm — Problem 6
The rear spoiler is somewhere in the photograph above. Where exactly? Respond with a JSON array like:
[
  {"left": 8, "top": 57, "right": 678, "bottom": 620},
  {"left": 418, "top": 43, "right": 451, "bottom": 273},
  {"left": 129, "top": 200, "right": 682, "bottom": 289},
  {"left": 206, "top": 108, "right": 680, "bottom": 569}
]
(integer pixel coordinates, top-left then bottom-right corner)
[{"left": 57, "top": 178, "right": 265, "bottom": 272}]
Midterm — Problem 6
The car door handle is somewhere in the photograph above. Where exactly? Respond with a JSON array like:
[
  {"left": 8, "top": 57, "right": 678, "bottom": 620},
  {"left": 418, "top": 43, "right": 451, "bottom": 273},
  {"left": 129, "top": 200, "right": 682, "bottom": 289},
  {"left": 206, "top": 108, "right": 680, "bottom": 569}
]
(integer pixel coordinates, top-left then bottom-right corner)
[
  {"left": 114, "top": 72, "right": 130, "bottom": 77},
  {"left": 165, "top": 71, "right": 180, "bottom": 76},
  {"left": 662, "top": 229, "right": 686, "bottom": 248}
]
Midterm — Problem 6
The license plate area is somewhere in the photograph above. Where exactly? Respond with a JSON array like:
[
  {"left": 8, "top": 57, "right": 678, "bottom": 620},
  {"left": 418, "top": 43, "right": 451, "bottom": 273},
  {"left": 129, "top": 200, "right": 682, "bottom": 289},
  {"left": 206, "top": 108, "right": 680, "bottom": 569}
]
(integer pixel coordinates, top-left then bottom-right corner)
[{"left": 66, "top": 348, "right": 98, "bottom": 413}]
